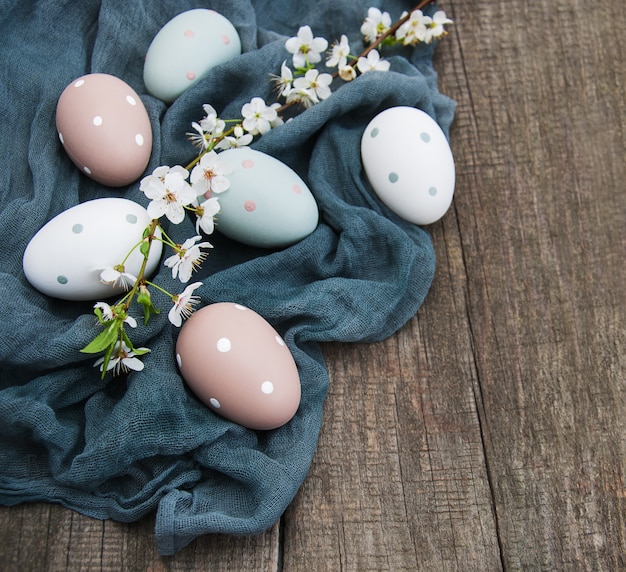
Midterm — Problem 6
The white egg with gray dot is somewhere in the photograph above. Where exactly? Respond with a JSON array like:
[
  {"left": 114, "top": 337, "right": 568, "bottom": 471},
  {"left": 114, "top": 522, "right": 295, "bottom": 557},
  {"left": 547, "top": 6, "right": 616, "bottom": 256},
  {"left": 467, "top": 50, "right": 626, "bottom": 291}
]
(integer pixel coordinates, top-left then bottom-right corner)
[
  {"left": 360, "top": 106, "right": 455, "bottom": 225},
  {"left": 22, "top": 198, "right": 162, "bottom": 301}
]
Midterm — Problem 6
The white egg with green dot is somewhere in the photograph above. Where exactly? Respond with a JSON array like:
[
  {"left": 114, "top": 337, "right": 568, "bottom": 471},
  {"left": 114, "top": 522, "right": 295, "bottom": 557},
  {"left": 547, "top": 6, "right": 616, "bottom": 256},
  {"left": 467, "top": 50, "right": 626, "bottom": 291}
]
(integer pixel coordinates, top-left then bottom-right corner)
[
  {"left": 23, "top": 198, "right": 162, "bottom": 301},
  {"left": 360, "top": 106, "right": 455, "bottom": 226}
]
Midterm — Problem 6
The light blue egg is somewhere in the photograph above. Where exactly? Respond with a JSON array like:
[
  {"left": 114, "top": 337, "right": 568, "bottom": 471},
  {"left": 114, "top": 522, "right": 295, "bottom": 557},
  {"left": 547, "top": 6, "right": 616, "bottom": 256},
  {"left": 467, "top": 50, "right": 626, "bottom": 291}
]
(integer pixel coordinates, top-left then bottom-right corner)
[
  {"left": 143, "top": 9, "right": 241, "bottom": 103},
  {"left": 214, "top": 148, "right": 319, "bottom": 248}
]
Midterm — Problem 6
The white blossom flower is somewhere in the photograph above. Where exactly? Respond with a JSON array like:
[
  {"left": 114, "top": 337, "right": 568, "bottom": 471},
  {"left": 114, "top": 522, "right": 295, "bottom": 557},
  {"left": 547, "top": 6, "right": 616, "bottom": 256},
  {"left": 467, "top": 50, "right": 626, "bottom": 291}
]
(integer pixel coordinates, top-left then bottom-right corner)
[
  {"left": 396, "top": 10, "right": 431, "bottom": 45},
  {"left": 188, "top": 105, "right": 227, "bottom": 149},
  {"left": 199, "top": 104, "right": 225, "bottom": 132},
  {"left": 360, "top": 7, "right": 392, "bottom": 43},
  {"left": 269, "top": 103, "right": 284, "bottom": 128},
  {"left": 93, "top": 302, "right": 137, "bottom": 328},
  {"left": 190, "top": 150, "right": 232, "bottom": 198},
  {"left": 285, "top": 25, "right": 328, "bottom": 69},
  {"left": 168, "top": 282, "right": 203, "bottom": 327},
  {"left": 271, "top": 60, "right": 294, "bottom": 97},
  {"left": 357, "top": 49, "right": 390, "bottom": 73},
  {"left": 427, "top": 10, "right": 453, "bottom": 42},
  {"left": 241, "top": 97, "right": 278, "bottom": 135},
  {"left": 285, "top": 85, "right": 319, "bottom": 109},
  {"left": 99, "top": 266, "right": 137, "bottom": 290},
  {"left": 339, "top": 65, "right": 357, "bottom": 81},
  {"left": 194, "top": 196, "right": 220, "bottom": 235},
  {"left": 327, "top": 35, "right": 351, "bottom": 68},
  {"left": 164, "top": 235, "right": 213, "bottom": 283},
  {"left": 188, "top": 122, "right": 209, "bottom": 149},
  {"left": 94, "top": 301, "right": 115, "bottom": 321},
  {"left": 139, "top": 165, "right": 184, "bottom": 189},
  {"left": 215, "top": 125, "right": 254, "bottom": 150},
  {"left": 293, "top": 69, "right": 333, "bottom": 102},
  {"left": 140, "top": 165, "right": 195, "bottom": 224},
  {"left": 94, "top": 341, "right": 148, "bottom": 374}
]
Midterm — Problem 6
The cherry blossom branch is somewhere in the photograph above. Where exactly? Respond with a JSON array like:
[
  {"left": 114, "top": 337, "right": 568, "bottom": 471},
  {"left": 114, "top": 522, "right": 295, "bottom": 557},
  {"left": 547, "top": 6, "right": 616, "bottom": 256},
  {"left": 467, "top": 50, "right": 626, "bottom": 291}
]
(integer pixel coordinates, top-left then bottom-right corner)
[
  {"left": 82, "top": 2, "right": 452, "bottom": 377},
  {"left": 273, "top": 1, "right": 446, "bottom": 113},
  {"left": 359, "top": 0, "right": 435, "bottom": 58}
]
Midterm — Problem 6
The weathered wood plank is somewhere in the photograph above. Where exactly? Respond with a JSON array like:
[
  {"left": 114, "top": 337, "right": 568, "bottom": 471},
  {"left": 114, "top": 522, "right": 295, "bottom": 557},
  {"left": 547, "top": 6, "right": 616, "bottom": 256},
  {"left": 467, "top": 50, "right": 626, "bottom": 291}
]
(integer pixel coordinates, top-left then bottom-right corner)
[
  {"left": 283, "top": 327, "right": 502, "bottom": 571},
  {"left": 435, "top": 0, "right": 626, "bottom": 569},
  {"left": 0, "top": 503, "right": 280, "bottom": 571},
  {"left": 1, "top": 0, "right": 624, "bottom": 570},
  {"left": 284, "top": 0, "right": 626, "bottom": 569}
]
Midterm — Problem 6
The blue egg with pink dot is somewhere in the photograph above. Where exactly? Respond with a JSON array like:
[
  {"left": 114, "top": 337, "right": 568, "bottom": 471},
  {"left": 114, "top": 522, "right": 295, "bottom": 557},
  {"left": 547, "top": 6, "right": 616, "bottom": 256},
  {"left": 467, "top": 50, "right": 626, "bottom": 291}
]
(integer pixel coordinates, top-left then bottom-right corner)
[
  {"left": 214, "top": 148, "right": 319, "bottom": 249},
  {"left": 360, "top": 106, "right": 455, "bottom": 225},
  {"left": 143, "top": 9, "right": 241, "bottom": 103}
]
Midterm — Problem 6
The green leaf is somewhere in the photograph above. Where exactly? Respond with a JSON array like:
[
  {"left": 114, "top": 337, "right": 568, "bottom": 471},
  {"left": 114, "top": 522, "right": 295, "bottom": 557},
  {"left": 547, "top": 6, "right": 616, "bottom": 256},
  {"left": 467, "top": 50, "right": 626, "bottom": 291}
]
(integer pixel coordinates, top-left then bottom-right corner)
[
  {"left": 93, "top": 306, "right": 104, "bottom": 323},
  {"left": 140, "top": 240, "right": 150, "bottom": 259},
  {"left": 98, "top": 339, "right": 118, "bottom": 379},
  {"left": 119, "top": 328, "right": 150, "bottom": 356},
  {"left": 132, "top": 347, "right": 151, "bottom": 357},
  {"left": 80, "top": 322, "right": 119, "bottom": 354},
  {"left": 120, "top": 326, "right": 133, "bottom": 348},
  {"left": 137, "top": 291, "right": 160, "bottom": 325}
]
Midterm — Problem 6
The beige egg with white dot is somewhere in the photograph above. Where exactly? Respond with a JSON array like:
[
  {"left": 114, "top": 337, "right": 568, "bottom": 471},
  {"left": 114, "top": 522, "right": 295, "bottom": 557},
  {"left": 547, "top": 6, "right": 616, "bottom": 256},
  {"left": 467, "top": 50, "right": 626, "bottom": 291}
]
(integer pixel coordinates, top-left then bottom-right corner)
[
  {"left": 175, "top": 302, "right": 301, "bottom": 430},
  {"left": 56, "top": 73, "right": 152, "bottom": 187}
]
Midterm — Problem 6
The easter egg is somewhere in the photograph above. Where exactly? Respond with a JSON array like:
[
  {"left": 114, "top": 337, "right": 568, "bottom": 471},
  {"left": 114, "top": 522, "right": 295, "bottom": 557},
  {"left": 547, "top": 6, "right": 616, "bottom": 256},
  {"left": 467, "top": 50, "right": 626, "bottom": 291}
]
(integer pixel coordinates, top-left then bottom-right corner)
[
  {"left": 360, "top": 106, "right": 455, "bottom": 225},
  {"left": 56, "top": 74, "right": 152, "bottom": 187},
  {"left": 213, "top": 148, "right": 318, "bottom": 248},
  {"left": 23, "top": 198, "right": 162, "bottom": 301},
  {"left": 175, "top": 302, "right": 301, "bottom": 430},
  {"left": 143, "top": 9, "right": 241, "bottom": 103}
]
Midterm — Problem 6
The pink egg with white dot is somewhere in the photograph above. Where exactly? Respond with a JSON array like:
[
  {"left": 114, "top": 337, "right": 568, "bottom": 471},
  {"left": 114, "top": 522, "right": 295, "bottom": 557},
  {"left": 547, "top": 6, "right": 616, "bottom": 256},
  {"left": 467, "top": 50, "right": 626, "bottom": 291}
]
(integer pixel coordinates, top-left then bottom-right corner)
[
  {"left": 175, "top": 302, "right": 301, "bottom": 430},
  {"left": 143, "top": 8, "right": 241, "bottom": 103},
  {"left": 56, "top": 73, "right": 152, "bottom": 187}
]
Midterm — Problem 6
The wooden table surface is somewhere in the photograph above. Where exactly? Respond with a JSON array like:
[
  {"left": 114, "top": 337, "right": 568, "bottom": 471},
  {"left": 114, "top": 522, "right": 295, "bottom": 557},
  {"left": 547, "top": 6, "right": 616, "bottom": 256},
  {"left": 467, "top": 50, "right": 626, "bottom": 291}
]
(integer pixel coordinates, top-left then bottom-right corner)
[{"left": 2, "top": 0, "right": 624, "bottom": 570}]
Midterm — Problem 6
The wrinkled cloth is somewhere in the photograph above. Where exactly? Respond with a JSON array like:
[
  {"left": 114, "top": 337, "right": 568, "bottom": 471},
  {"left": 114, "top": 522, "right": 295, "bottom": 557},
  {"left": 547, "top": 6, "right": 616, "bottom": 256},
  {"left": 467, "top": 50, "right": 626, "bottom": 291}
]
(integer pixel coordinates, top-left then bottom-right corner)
[{"left": 0, "top": 0, "right": 455, "bottom": 555}]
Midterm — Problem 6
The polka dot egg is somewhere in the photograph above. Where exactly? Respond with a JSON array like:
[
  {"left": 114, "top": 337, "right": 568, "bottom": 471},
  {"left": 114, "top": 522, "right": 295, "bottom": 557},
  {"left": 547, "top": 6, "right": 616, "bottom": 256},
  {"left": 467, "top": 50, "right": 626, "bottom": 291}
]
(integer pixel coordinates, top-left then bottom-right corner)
[
  {"left": 22, "top": 198, "right": 162, "bottom": 301},
  {"left": 175, "top": 303, "right": 301, "bottom": 430},
  {"left": 56, "top": 74, "right": 152, "bottom": 187},
  {"left": 214, "top": 148, "right": 319, "bottom": 248},
  {"left": 143, "top": 9, "right": 241, "bottom": 103},
  {"left": 360, "top": 106, "right": 455, "bottom": 225}
]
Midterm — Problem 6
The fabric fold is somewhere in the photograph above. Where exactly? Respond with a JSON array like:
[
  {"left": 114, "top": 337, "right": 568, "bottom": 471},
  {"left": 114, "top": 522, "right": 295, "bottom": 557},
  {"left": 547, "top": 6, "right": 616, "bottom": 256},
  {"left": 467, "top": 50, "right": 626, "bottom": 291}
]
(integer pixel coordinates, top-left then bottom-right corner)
[{"left": 0, "top": 0, "right": 455, "bottom": 555}]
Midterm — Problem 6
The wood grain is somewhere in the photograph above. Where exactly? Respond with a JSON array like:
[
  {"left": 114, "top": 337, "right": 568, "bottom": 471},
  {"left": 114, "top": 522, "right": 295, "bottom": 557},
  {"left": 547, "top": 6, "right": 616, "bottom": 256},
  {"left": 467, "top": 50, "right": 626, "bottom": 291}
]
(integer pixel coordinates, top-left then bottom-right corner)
[
  {"left": 1, "top": 0, "right": 624, "bottom": 569},
  {"left": 436, "top": 1, "right": 626, "bottom": 569}
]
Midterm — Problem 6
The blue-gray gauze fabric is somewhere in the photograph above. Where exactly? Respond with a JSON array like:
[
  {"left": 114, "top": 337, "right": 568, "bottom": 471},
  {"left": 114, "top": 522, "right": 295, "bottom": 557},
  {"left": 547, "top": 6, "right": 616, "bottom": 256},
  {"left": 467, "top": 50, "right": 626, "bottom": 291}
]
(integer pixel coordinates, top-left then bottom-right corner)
[{"left": 0, "top": 0, "right": 455, "bottom": 556}]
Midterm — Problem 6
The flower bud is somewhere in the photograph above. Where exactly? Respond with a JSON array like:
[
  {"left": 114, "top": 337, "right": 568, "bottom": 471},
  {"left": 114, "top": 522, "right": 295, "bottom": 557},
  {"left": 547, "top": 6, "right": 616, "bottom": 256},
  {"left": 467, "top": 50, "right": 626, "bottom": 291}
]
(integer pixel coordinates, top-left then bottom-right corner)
[{"left": 339, "top": 65, "right": 357, "bottom": 81}]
